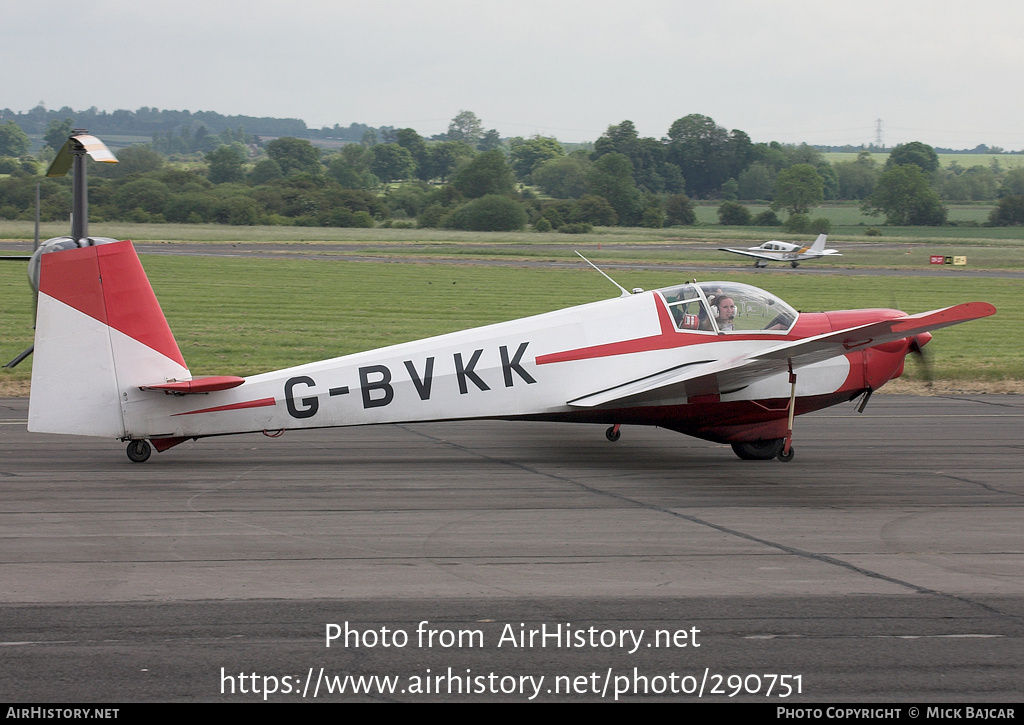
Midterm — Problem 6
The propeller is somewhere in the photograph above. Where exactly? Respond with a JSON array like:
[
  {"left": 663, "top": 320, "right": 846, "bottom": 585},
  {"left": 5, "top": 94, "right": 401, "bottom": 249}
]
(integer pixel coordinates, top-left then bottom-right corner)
[
  {"left": 3, "top": 131, "right": 117, "bottom": 369},
  {"left": 907, "top": 332, "right": 934, "bottom": 388},
  {"left": 888, "top": 292, "right": 934, "bottom": 389}
]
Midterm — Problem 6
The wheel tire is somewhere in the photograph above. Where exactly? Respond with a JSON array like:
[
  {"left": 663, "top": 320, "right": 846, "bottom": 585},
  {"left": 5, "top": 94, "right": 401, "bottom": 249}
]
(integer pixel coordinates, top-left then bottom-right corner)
[
  {"left": 731, "top": 439, "right": 785, "bottom": 460},
  {"left": 605, "top": 426, "right": 621, "bottom": 442},
  {"left": 777, "top": 446, "right": 795, "bottom": 462},
  {"left": 126, "top": 439, "right": 152, "bottom": 463}
]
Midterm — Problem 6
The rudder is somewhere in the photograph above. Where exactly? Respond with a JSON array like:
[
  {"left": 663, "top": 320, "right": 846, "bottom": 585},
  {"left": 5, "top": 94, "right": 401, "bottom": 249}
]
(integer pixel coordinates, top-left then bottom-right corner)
[{"left": 28, "top": 240, "right": 190, "bottom": 438}]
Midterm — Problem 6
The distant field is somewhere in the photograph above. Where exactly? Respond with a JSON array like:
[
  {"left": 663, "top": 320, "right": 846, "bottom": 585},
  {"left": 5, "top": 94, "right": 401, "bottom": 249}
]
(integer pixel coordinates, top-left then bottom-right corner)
[
  {"left": 24, "top": 133, "right": 151, "bottom": 154},
  {"left": 691, "top": 203, "right": 1000, "bottom": 227},
  {"left": 821, "top": 152, "right": 1024, "bottom": 169}
]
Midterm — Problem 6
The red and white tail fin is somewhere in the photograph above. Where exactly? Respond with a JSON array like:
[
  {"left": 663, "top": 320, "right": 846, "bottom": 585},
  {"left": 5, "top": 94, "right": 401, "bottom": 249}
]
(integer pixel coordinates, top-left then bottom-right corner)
[{"left": 28, "top": 240, "right": 190, "bottom": 437}]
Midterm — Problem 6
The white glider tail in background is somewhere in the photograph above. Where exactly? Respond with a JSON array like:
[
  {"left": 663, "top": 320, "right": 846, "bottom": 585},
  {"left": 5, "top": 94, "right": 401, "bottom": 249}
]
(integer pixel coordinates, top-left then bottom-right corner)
[{"left": 719, "top": 234, "right": 841, "bottom": 268}]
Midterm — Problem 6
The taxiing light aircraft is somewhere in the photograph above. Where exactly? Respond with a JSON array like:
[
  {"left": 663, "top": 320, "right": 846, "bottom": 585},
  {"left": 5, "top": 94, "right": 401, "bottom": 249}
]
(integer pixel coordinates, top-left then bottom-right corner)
[
  {"left": 14, "top": 134, "right": 996, "bottom": 463},
  {"left": 719, "top": 234, "right": 841, "bottom": 268}
]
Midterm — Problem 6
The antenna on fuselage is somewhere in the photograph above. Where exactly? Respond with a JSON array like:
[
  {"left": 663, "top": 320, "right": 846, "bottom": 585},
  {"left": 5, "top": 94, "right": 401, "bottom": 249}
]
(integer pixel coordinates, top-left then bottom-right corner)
[{"left": 574, "top": 251, "right": 631, "bottom": 297}]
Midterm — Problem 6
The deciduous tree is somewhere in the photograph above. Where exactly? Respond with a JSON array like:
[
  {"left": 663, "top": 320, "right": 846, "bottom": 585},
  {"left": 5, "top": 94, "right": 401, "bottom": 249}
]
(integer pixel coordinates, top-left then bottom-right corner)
[
  {"left": 452, "top": 150, "right": 514, "bottom": 199},
  {"left": 0, "top": 121, "right": 30, "bottom": 157},
  {"left": 772, "top": 164, "right": 824, "bottom": 214},
  {"left": 205, "top": 143, "right": 247, "bottom": 184},
  {"left": 988, "top": 195, "right": 1024, "bottom": 226},
  {"left": 864, "top": 165, "right": 946, "bottom": 225},
  {"left": 586, "top": 152, "right": 643, "bottom": 225},
  {"left": 509, "top": 136, "right": 564, "bottom": 183},
  {"left": 266, "top": 137, "right": 322, "bottom": 176},
  {"left": 43, "top": 118, "right": 74, "bottom": 152},
  {"left": 370, "top": 143, "right": 415, "bottom": 185},
  {"left": 447, "top": 111, "right": 484, "bottom": 147},
  {"left": 532, "top": 153, "right": 590, "bottom": 199},
  {"left": 886, "top": 141, "right": 939, "bottom": 174}
]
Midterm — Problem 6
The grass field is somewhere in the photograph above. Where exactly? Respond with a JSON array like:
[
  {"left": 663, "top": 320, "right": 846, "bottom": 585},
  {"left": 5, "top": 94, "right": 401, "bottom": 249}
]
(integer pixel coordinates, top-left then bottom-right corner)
[
  {"left": 1, "top": 251, "right": 1017, "bottom": 395},
  {"left": 3, "top": 210, "right": 1023, "bottom": 248},
  {"left": 821, "top": 152, "right": 1024, "bottom": 170}
]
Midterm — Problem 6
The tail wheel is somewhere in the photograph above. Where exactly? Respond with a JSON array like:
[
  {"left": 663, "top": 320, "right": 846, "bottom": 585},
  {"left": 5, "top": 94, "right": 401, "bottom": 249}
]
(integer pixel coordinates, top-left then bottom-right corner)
[
  {"left": 731, "top": 439, "right": 785, "bottom": 460},
  {"left": 605, "top": 425, "right": 621, "bottom": 442},
  {"left": 126, "top": 439, "right": 152, "bottom": 463},
  {"left": 777, "top": 446, "right": 795, "bottom": 462}
]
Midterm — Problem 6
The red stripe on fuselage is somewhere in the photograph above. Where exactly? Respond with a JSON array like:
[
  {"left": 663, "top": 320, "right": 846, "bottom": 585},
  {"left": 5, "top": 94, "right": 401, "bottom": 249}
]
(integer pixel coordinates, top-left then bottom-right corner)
[
  {"left": 536, "top": 294, "right": 785, "bottom": 365},
  {"left": 171, "top": 397, "right": 277, "bottom": 416},
  {"left": 39, "top": 241, "right": 187, "bottom": 368}
]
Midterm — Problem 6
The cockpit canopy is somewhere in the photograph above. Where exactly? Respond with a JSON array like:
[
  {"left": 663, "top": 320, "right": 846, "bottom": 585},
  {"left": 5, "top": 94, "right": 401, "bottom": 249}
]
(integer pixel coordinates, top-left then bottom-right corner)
[{"left": 657, "top": 281, "right": 798, "bottom": 334}]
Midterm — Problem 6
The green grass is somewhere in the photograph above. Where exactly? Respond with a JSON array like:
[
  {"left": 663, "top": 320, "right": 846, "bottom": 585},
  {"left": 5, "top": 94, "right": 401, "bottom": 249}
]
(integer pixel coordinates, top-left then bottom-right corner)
[
  {"left": 821, "top": 152, "right": 1024, "bottom": 169},
  {"left": 2, "top": 253, "right": 1017, "bottom": 389}
]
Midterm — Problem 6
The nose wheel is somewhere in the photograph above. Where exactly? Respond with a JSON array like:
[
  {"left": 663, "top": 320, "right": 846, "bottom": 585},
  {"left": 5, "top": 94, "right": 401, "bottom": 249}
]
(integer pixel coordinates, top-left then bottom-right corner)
[
  {"left": 126, "top": 439, "right": 152, "bottom": 463},
  {"left": 605, "top": 424, "right": 621, "bottom": 442}
]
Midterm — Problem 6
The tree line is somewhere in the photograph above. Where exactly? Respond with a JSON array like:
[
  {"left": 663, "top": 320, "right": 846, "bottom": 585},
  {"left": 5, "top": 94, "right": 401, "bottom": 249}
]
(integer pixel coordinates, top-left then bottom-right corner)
[{"left": 2, "top": 111, "right": 1024, "bottom": 230}]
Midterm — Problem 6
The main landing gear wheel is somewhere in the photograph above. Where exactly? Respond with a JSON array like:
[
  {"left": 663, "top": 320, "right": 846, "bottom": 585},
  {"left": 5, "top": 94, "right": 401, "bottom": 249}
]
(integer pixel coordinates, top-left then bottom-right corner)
[
  {"left": 731, "top": 439, "right": 785, "bottom": 461},
  {"left": 126, "top": 439, "right": 152, "bottom": 463},
  {"left": 605, "top": 425, "right": 621, "bottom": 442},
  {"left": 777, "top": 446, "right": 795, "bottom": 462}
]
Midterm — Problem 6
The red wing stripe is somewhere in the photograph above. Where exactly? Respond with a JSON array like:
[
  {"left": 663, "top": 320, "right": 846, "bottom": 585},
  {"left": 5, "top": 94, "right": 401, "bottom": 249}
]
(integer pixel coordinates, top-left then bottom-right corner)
[{"left": 172, "top": 397, "right": 277, "bottom": 416}]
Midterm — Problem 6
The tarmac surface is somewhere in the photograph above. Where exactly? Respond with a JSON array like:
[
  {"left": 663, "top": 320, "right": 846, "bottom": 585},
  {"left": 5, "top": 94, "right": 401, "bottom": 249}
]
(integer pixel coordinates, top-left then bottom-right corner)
[{"left": 1, "top": 394, "right": 1022, "bottom": 702}]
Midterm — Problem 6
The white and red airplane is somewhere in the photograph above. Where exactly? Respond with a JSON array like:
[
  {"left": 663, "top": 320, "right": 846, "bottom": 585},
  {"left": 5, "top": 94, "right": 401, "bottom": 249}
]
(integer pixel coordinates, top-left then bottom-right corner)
[
  {"left": 720, "top": 234, "right": 841, "bottom": 268},
  {"left": 25, "top": 237, "right": 994, "bottom": 463},
  {"left": 16, "top": 133, "right": 997, "bottom": 463}
]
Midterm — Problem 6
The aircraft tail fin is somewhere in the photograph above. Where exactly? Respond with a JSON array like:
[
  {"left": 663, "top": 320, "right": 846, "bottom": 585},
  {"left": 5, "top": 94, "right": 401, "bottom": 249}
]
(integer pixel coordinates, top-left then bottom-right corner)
[
  {"left": 810, "top": 234, "right": 827, "bottom": 252},
  {"left": 28, "top": 240, "right": 190, "bottom": 437}
]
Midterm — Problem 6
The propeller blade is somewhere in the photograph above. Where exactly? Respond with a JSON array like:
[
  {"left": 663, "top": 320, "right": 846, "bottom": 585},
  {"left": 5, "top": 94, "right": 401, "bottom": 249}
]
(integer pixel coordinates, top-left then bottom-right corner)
[{"left": 907, "top": 333, "right": 934, "bottom": 387}]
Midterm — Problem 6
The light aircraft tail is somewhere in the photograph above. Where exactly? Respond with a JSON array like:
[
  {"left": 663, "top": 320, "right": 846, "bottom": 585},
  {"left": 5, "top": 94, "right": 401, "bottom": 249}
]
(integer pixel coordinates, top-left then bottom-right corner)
[
  {"left": 28, "top": 240, "right": 191, "bottom": 438},
  {"left": 809, "top": 234, "right": 827, "bottom": 253}
]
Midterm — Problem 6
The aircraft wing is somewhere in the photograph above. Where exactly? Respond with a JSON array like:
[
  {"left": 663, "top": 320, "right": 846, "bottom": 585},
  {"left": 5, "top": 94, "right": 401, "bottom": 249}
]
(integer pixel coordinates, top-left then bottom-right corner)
[
  {"left": 568, "top": 302, "right": 995, "bottom": 408},
  {"left": 718, "top": 247, "right": 780, "bottom": 262}
]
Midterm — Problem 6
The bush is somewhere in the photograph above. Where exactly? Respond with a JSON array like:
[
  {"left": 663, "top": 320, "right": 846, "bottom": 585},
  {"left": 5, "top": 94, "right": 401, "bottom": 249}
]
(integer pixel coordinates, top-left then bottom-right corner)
[
  {"left": 444, "top": 195, "right": 527, "bottom": 232},
  {"left": 988, "top": 195, "right": 1024, "bottom": 226},
  {"left": 569, "top": 195, "right": 617, "bottom": 226},
  {"left": 533, "top": 217, "right": 552, "bottom": 232},
  {"left": 558, "top": 222, "right": 593, "bottom": 234},
  {"left": 718, "top": 201, "right": 752, "bottom": 226},
  {"left": 351, "top": 211, "right": 375, "bottom": 228},
  {"left": 752, "top": 210, "right": 780, "bottom": 226},
  {"left": 640, "top": 204, "right": 665, "bottom": 229},
  {"left": 865, "top": 227, "right": 882, "bottom": 236},
  {"left": 417, "top": 204, "right": 447, "bottom": 228},
  {"left": 783, "top": 213, "right": 810, "bottom": 234},
  {"left": 664, "top": 193, "right": 696, "bottom": 226},
  {"left": 809, "top": 217, "right": 831, "bottom": 234}
]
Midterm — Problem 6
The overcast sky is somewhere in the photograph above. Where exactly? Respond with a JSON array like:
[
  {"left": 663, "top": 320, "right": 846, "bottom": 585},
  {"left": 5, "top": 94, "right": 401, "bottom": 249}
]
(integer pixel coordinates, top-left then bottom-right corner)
[{"left": 6, "top": 0, "right": 1023, "bottom": 150}]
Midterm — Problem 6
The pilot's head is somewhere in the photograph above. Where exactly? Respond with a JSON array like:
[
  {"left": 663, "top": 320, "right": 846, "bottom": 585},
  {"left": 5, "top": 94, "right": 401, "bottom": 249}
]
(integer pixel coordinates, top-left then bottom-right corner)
[{"left": 716, "top": 296, "right": 736, "bottom": 323}]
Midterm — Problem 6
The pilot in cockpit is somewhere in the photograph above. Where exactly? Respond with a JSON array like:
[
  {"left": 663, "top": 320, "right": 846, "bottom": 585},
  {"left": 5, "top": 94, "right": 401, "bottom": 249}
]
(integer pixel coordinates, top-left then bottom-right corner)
[
  {"left": 702, "top": 289, "right": 736, "bottom": 332},
  {"left": 714, "top": 295, "right": 736, "bottom": 331}
]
